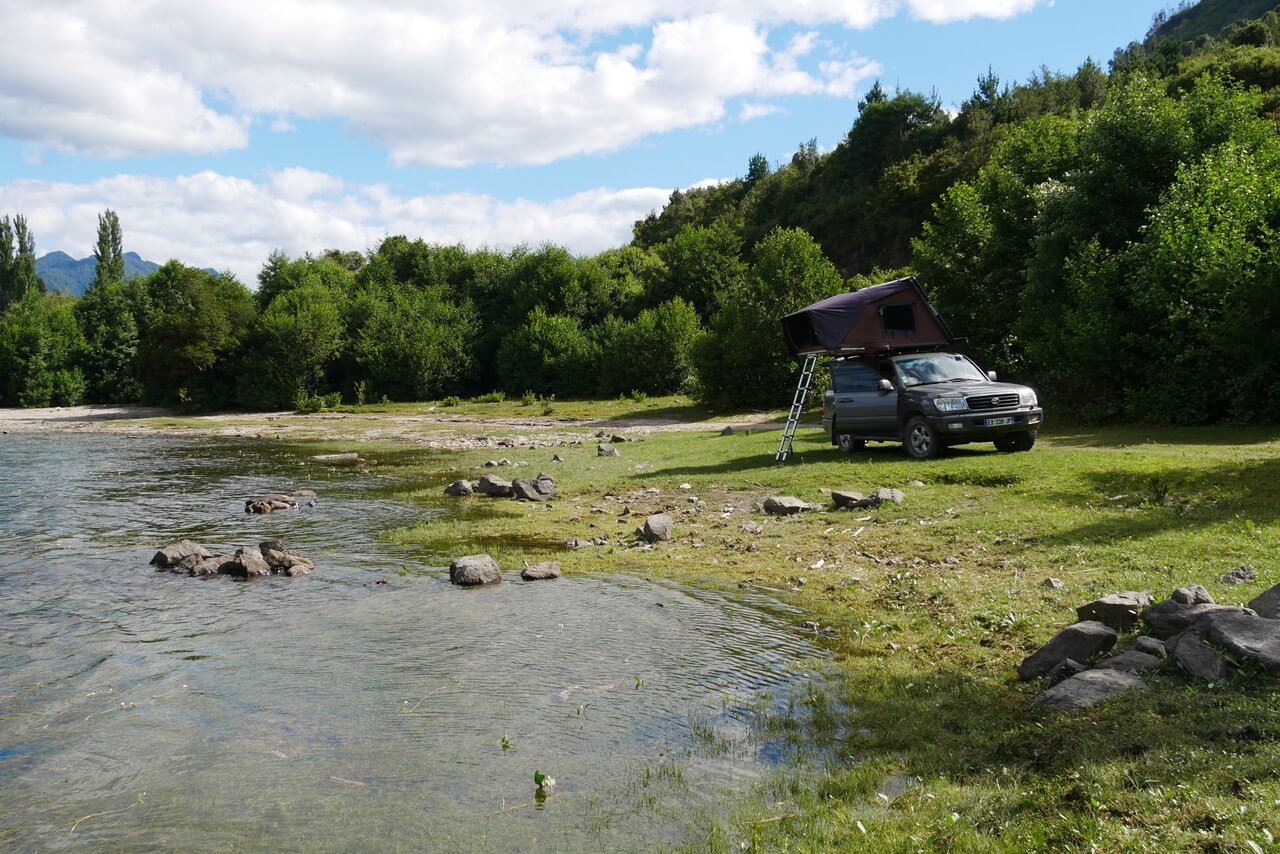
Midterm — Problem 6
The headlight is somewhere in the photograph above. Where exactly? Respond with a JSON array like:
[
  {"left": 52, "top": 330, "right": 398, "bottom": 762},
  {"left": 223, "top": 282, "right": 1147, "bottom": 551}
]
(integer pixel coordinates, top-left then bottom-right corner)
[
  {"left": 1020, "top": 390, "right": 1038, "bottom": 407},
  {"left": 933, "top": 397, "right": 969, "bottom": 412}
]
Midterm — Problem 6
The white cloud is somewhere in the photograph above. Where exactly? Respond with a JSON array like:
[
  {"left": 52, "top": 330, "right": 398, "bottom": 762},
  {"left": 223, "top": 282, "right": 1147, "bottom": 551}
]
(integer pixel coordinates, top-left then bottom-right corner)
[
  {"left": 0, "top": 170, "right": 672, "bottom": 284},
  {"left": 0, "top": 0, "right": 1043, "bottom": 166}
]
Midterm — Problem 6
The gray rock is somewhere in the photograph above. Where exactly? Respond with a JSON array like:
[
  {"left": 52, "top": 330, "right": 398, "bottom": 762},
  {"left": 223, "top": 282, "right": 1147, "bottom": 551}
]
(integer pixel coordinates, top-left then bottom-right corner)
[
  {"left": 763, "top": 496, "right": 812, "bottom": 516},
  {"left": 310, "top": 452, "right": 362, "bottom": 464},
  {"left": 1017, "top": 621, "right": 1118, "bottom": 681},
  {"left": 1095, "top": 649, "right": 1163, "bottom": 674},
  {"left": 1132, "top": 636, "right": 1167, "bottom": 658},
  {"left": 450, "top": 554, "right": 501, "bottom": 586},
  {"left": 151, "top": 540, "right": 210, "bottom": 568},
  {"left": 225, "top": 547, "right": 270, "bottom": 578},
  {"left": 1171, "top": 584, "right": 1214, "bottom": 606},
  {"left": 521, "top": 561, "right": 562, "bottom": 581},
  {"left": 512, "top": 479, "right": 551, "bottom": 501},
  {"left": 1075, "top": 592, "right": 1154, "bottom": 630},
  {"left": 1197, "top": 610, "right": 1280, "bottom": 671},
  {"left": 1248, "top": 583, "right": 1280, "bottom": 619},
  {"left": 720, "top": 426, "right": 735, "bottom": 436},
  {"left": 740, "top": 521, "right": 761, "bottom": 534},
  {"left": 1044, "top": 657, "right": 1087, "bottom": 687},
  {"left": 1042, "top": 577, "right": 1065, "bottom": 591},
  {"left": 1218, "top": 565, "right": 1256, "bottom": 585},
  {"left": 871, "top": 487, "right": 906, "bottom": 505},
  {"left": 1034, "top": 669, "right": 1148, "bottom": 711},
  {"left": 444, "top": 479, "right": 473, "bottom": 497},
  {"left": 1142, "top": 600, "right": 1246, "bottom": 639},
  {"left": 831, "top": 490, "right": 872, "bottom": 509},
  {"left": 189, "top": 554, "right": 232, "bottom": 577},
  {"left": 245, "top": 499, "right": 274, "bottom": 514},
  {"left": 261, "top": 493, "right": 297, "bottom": 506},
  {"left": 476, "top": 474, "right": 515, "bottom": 497},
  {"left": 597, "top": 443, "right": 619, "bottom": 457},
  {"left": 641, "top": 513, "right": 674, "bottom": 543},
  {"left": 1169, "top": 634, "right": 1233, "bottom": 681}
]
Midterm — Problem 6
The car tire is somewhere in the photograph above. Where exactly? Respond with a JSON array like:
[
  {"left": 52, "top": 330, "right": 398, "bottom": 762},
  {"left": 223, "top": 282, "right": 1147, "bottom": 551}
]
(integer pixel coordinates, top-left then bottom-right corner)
[
  {"left": 994, "top": 430, "right": 1036, "bottom": 453},
  {"left": 903, "top": 416, "right": 942, "bottom": 460},
  {"left": 836, "top": 433, "right": 866, "bottom": 454}
]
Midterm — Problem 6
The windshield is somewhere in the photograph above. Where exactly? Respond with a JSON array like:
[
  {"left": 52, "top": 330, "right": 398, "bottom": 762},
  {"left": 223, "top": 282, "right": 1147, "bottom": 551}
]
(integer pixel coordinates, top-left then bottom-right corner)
[{"left": 893, "top": 353, "right": 987, "bottom": 386}]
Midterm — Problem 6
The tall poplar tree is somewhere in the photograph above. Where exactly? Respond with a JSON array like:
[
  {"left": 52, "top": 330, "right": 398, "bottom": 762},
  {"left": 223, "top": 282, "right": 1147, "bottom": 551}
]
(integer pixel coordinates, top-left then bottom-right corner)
[{"left": 77, "top": 209, "right": 141, "bottom": 402}]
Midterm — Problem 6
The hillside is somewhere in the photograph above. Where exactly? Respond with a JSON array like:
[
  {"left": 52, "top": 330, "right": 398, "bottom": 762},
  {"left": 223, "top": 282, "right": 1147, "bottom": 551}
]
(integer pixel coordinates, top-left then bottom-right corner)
[
  {"left": 1151, "top": 0, "right": 1280, "bottom": 43},
  {"left": 37, "top": 251, "right": 161, "bottom": 296}
]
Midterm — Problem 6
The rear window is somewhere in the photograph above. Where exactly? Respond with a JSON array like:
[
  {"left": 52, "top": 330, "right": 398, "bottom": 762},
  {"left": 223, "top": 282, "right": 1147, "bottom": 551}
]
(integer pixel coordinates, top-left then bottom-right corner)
[{"left": 832, "top": 362, "right": 882, "bottom": 393}]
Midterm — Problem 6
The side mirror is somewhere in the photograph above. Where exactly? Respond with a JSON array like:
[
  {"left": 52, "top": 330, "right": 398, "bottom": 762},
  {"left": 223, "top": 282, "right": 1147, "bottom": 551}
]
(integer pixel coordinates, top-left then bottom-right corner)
[
  {"left": 878, "top": 378, "right": 893, "bottom": 392},
  {"left": 986, "top": 370, "right": 997, "bottom": 381}
]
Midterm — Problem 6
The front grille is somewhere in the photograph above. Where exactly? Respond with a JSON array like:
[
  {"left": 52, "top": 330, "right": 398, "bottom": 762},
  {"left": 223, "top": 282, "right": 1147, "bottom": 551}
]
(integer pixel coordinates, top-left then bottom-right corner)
[{"left": 966, "top": 394, "right": 1020, "bottom": 411}]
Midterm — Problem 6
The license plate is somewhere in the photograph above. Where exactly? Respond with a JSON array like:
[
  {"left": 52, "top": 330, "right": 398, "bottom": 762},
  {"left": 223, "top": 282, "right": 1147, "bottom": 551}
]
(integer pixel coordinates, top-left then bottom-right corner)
[{"left": 984, "top": 416, "right": 1015, "bottom": 427}]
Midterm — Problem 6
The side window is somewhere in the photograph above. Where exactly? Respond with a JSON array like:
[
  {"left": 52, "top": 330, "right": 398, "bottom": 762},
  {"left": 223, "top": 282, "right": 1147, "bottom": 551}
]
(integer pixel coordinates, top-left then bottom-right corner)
[
  {"left": 880, "top": 304, "right": 916, "bottom": 334},
  {"left": 832, "top": 363, "right": 882, "bottom": 393}
]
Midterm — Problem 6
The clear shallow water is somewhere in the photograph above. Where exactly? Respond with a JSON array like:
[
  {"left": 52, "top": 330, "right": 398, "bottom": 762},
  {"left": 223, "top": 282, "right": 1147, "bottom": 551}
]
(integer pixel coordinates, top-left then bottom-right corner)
[{"left": 0, "top": 433, "right": 825, "bottom": 851}]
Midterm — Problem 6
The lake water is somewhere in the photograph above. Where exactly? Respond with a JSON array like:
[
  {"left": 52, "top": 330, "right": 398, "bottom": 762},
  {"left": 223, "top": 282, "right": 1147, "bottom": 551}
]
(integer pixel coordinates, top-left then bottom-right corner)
[{"left": 0, "top": 433, "right": 825, "bottom": 851}]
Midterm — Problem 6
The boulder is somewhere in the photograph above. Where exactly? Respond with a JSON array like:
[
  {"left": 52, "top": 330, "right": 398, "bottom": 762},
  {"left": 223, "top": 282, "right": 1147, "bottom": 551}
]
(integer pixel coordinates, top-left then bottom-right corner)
[
  {"left": 189, "top": 554, "right": 232, "bottom": 577},
  {"left": 1142, "top": 599, "right": 1249, "bottom": 639},
  {"left": 225, "top": 547, "right": 271, "bottom": 578},
  {"left": 1218, "top": 565, "right": 1256, "bottom": 585},
  {"left": 292, "top": 490, "right": 318, "bottom": 507},
  {"left": 871, "top": 487, "right": 906, "bottom": 505},
  {"left": 245, "top": 499, "right": 274, "bottom": 514},
  {"left": 719, "top": 426, "right": 735, "bottom": 436},
  {"left": 151, "top": 540, "right": 210, "bottom": 568},
  {"left": 512, "top": 475, "right": 557, "bottom": 501},
  {"left": 1168, "top": 633, "right": 1233, "bottom": 681},
  {"left": 1248, "top": 583, "right": 1280, "bottom": 620},
  {"left": 1171, "top": 584, "right": 1214, "bottom": 605},
  {"left": 450, "top": 554, "right": 501, "bottom": 586},
  {"left": 535, "top": 474, "right": 557, "bottom": 498},
  {"left": 1075, "top": 592, "right": 1154, "bottom": 630},
  {"left": 1044, "top": 657, "right": 1088, "bottom": 687},
  {"left": 261, "top": 494, "right": 297, "bottom": 506},
  {"left": 763, "top": 496, "right": 812, "bottom": 516},
  {"left": 444, "top": 480, "right": 474, "bottom": 497},
  {"left": 1034, "top": 670, "right": 1148, "bottom": 711},
  {"left": 259, "top": 541, "right": 315, "bottom": 576},
  {"left": 640, "top": 513, "right": 674, "bottom": 543},
  {"left": 1132, "top": 636, "right": 1167, "bottom": 658},
  {"left": 597, "top": 443, "right": 619, "bottom": 457},
  {"left": 1094, "top": 649, "right": 1162, "bottom": 674},
  {"left": 1197, "top": 610, "right": 1280, "bottom": 672},
  {"left": 476, "top": 475, "right": 515, "bottom": 497},
  {"left": 1017, "top": 621, "right": 1118, "bottom": 681},
  {"left": 831, "top": 490, "right": 872, "bottom": 509},
  {"left": 521, "top": 561, "right": 562, "bottom": 581}
]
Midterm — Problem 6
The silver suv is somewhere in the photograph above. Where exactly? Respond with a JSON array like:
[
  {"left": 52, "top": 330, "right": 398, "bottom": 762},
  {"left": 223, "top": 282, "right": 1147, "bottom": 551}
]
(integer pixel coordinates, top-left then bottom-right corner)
[{"left": 821, "top": 352, "right": 1043, "bottom": 459}]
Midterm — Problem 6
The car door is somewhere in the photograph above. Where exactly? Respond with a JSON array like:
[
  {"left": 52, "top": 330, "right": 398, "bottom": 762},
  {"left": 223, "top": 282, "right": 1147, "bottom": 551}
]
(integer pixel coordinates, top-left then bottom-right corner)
[{"left": 832, "top": 361, "right": 897, "bottom": 436}]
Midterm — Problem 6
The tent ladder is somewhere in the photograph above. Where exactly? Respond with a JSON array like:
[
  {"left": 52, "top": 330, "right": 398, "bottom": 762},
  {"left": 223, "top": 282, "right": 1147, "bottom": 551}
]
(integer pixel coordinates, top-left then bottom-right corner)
[{"left": 775, "top": 353, "right": 818, "bottom": 462}]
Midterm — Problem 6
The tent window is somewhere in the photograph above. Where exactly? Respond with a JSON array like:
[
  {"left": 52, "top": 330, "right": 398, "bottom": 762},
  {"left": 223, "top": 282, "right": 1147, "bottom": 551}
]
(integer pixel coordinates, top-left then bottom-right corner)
[{"left": 880, "top": 304, "right": 916, "bottom": 334}]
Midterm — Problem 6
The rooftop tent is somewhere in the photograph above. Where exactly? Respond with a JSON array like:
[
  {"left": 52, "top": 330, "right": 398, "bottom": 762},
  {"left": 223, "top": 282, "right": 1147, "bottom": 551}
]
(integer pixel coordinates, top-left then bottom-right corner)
[{"left": 781, "top": 276, "right": 956, "bottom": 357}]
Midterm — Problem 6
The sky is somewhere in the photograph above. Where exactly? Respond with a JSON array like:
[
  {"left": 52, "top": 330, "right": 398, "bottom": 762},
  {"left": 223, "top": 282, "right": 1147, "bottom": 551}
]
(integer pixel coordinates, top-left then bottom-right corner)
[{"left": 0, "top": 0, "right": 1174, "bottom": 284}]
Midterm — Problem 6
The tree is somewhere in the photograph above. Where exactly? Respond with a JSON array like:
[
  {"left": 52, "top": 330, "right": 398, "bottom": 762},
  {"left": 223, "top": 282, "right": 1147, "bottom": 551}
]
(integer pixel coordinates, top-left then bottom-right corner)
[
  {"left": 496, "top": 307, "right": 598, "bottom": 397},
  {"left": 93, "top": 210, "right": 124, "bottom": 288},
  {"left": 594, "top": 298, "right": 704, "bottom": 396},
  {"left": 0, "top": 289, "right": 85, "bottom": 407},
  {"left": 76, "top": 210, "right": 141, "bottom": 402},
  {"left": 238, "top": 282, "right": 344, "bottom": 408},
  {"left": 0, "top": 214, "right": 41, "bottom": 310}
]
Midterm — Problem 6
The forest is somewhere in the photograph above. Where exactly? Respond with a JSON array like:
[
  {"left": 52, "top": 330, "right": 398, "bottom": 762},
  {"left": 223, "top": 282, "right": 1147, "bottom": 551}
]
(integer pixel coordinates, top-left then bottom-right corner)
[{"left": 3, "top": 2, "right": 1280, "bottom": 423}]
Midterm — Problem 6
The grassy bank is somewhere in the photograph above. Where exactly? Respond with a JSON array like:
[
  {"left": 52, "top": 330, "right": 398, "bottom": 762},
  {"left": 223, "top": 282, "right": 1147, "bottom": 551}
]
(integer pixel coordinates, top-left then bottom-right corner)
[{"left": 361, "top": 418, "right": 1280, "bottom": 852}]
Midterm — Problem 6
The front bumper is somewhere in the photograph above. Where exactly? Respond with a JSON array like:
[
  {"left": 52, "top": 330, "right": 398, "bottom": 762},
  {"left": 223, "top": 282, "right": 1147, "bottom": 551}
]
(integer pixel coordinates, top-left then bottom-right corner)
[{"left": 924, "top": 407, "right": 1043, "bottom": 441}]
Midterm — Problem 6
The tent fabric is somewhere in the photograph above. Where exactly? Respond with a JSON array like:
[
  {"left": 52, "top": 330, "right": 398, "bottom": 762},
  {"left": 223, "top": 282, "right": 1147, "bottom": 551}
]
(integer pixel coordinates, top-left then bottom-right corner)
[{"left": 781, "top": 276, "right": 955, "bottom": 356}]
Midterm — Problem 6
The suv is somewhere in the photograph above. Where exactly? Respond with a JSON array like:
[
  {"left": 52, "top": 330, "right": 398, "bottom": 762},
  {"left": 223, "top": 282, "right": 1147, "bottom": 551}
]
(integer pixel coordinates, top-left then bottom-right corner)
[{"left": 821, "top": 352, "right": 1043, "bottom": 460}]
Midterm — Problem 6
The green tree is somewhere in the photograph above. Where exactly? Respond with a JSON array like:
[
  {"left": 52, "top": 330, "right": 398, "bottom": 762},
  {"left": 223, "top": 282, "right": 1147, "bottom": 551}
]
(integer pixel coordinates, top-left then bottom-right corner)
[
  {"left": 238, "top": 282, "right": 345, "bottom": 409},
  {"left": 594, "top": 298, "right": 704, "bottom": 396},
  {"left": 0, "top": 214, "right": 41, "bottom": 310},
  {"left": 496, "top": 307, "right": 599, "bottom": 397},
  {"left": 0, "top": 289, "right": 85, "bottom": 407},
  {"left": 77, "top": 210, "right": 141, "bottom": 402}
]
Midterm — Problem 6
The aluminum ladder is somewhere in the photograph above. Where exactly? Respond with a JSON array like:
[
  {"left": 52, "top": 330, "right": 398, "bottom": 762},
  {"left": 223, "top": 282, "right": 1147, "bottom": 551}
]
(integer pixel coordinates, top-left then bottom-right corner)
[{"left": 775, "top": 353, "right": 818, "bottom": 461}]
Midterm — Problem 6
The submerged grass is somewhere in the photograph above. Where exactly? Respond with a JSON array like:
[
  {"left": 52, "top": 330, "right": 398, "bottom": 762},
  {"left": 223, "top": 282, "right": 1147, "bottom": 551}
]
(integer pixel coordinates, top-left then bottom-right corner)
[{"left": 127, "top": 405, "right": 1280, "bottom": 851}]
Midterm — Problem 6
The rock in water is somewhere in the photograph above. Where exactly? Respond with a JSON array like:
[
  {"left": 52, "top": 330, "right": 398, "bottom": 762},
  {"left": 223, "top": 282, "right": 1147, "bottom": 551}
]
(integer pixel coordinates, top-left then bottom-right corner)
[
  {"left": 1076, "top": 592, "right": 1154, "bottom": 630},
  {"left": 521, "top": 561, "right": 562, "bottom": 581},
  {"left": 450, "top": 554, "right": 501, "bottom": 586},
  {"left": 641, "top": 513, "right": 674, "bottom": 543},
  {"left": 1017, "top": 621, "right": 1117, "bottom": 681},
  {"left": 151, "top": 540, "right": 210, "bottom": 568},
  {"left": 226, "top": 547, "right": 271, "bottom": 578},
  {"left": 1034, "top": 670, "right": 1147, "bottom": 711}
]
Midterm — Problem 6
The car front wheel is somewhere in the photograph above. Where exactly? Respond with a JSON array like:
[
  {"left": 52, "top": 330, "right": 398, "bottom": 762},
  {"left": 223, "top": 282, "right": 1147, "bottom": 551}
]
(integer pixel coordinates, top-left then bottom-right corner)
[
  {"left": 836, "top": 433, "right": 866, "bottom": 454},
  {"left": 994, "top": 430, "right": 1036, "bottom": 453},
  {"left": 903, "top": 417, "right": 942, "bottom": 460}
]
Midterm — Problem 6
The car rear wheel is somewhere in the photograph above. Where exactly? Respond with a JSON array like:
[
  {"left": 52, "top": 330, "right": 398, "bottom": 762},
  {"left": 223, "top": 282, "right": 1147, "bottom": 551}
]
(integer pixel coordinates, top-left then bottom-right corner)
[
  {"left": 994, "top": 430, "right": 1036, "bottom": 453},
  {"left": 903, "top": 417, "right": 942, "bottom": 460},
  {"left": 836, "top": 433, "right": 866, "bottom": 454}
]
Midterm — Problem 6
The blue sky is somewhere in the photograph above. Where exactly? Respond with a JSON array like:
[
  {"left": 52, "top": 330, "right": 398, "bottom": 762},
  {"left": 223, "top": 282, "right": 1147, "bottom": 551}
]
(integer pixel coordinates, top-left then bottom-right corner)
[{"left": 0, "top": 0, "right": 1172, "bottom": 281}]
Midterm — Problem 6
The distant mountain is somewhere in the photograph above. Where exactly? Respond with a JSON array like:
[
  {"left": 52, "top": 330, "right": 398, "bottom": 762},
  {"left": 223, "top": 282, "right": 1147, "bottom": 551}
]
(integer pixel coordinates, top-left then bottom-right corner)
[
  {"left": 1151, "top": 0, "right": 1280, "bottom": 44},
  {"left": 36, "top": 251, "right": 162, "bottom": 296}
]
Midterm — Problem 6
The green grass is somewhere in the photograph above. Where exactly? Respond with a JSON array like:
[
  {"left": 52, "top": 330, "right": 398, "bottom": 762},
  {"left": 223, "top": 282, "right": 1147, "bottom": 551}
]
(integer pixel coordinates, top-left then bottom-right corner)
[
  {"left": 108, "top": 405, "right": 1280, "bottom": 851},
  {"left": 370, "top": 422, "right": 1280, "bottom": 852}
]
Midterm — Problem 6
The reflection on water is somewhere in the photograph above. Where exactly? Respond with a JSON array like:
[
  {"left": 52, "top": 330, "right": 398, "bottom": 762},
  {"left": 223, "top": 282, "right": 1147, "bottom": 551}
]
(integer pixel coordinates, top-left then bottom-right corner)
[{"left": 0, "top": 433, "right": 824, "bottom": 851}]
